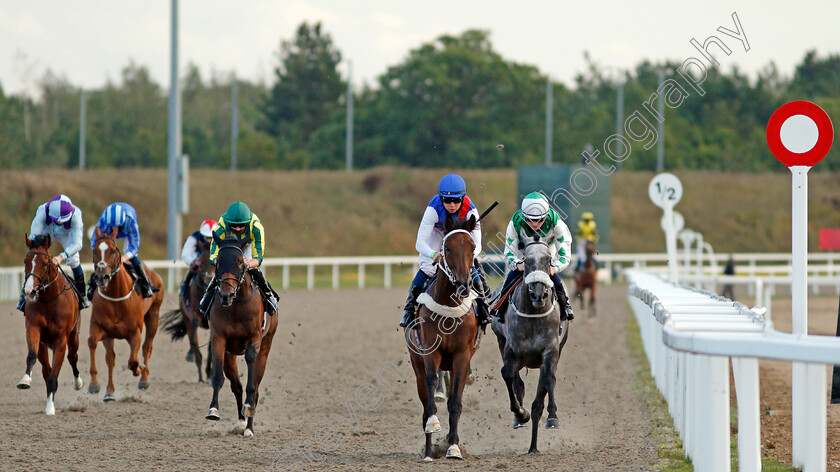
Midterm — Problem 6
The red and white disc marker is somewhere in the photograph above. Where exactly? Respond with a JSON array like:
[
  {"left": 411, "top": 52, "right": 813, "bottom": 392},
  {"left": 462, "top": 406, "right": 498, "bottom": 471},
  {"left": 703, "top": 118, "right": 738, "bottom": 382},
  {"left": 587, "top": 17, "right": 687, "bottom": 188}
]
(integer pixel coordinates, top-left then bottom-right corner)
[{"left": 767, "top": 100, "right": 834, "bottom": 167}]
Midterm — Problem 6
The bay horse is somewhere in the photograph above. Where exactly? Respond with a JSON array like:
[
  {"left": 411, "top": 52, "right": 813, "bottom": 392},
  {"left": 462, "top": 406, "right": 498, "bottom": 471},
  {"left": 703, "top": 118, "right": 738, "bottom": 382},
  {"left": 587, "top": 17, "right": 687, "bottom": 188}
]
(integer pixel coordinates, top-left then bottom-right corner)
[
  {"left": 88, "top": 226, "right": 164, "bottom": 400},
  {"left": 16, "top": 235, "right": 85, "bottom": 415},
  {"left": 490, "top": 240, "right": 569, "bottom": 453},
  {"left": 574, "top": 240, "right": 597, "bottom": 317},
  {"left": 405, "top": 214, "right": 481, "bottom": 461},
  {"left": 204, "top": 233, "right": 278, "bottom": 438},
  {"left": 162, "top": 242, "right": 214, "bottom": 383}
]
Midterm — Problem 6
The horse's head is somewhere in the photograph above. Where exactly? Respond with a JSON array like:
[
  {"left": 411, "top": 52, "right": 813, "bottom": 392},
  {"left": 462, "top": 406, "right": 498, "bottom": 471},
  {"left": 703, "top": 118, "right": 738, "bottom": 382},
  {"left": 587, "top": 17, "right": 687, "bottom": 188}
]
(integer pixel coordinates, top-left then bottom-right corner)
[
  {"left": 23, "top": 234, "right": 55, "bottom": 302},
  {"left": 440, "top": 214, "right": 477, "bottom": 297},
  {"left": 523, "top": 240, "right": 553, "bottom": 310},
  {"left": 92, "top": 226, "right": 122, "bottom": 289},
  {"left": 213, "top": 232, "right": 249, "bottom": 307},
  {"left": 585, "top": 240, "right": 597, "bottom": 258}
]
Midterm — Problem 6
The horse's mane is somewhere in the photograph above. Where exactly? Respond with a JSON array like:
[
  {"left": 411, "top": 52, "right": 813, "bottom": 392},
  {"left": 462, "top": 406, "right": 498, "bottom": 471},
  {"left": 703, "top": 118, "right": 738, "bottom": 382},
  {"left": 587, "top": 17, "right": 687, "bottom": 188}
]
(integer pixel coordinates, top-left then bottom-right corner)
[
  {"left": 446, "top": 216, "right": 475, "bottom": 232},
  {"left": 30, "top": 234, "right": 50, "bottom": 249}
]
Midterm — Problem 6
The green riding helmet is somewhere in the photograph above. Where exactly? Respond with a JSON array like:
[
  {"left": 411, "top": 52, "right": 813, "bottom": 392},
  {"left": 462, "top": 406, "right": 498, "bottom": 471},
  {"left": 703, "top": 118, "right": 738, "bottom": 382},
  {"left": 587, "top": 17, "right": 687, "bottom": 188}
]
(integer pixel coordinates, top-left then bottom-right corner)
[{"left": 223, "top": 201, "right": 252, "bottom": 225}]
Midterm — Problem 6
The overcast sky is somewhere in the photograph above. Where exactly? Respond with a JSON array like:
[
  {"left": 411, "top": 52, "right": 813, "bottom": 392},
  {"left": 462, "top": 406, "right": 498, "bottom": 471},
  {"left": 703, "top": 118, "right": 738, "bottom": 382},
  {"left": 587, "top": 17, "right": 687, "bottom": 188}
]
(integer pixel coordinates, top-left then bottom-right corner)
[{"left": 1, "top": 0, "right": 838, "bottom": 97}]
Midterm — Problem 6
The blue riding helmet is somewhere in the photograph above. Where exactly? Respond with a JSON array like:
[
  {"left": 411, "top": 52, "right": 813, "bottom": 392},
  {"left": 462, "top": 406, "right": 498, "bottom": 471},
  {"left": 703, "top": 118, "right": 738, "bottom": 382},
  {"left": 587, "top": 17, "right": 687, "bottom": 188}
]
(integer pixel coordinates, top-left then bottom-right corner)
[
  {"left": 103, "top": 203, "right": 127, "bottom": 227},
  {"left": 438, "top": 174, "right": 467, "bottom": 198}
]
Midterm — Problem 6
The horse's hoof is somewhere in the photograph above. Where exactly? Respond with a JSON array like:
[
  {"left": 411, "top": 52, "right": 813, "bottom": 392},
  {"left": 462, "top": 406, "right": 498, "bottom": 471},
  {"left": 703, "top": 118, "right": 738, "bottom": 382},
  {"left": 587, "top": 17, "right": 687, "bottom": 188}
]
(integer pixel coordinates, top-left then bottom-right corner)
[
  {"left": 73, "top": 377, "right": 84, "bottom": 391},
  {"left": 243, "top": 429, "right": 254, "bottom": 438},
  {"left": 16, "top": 374, "right": 32, "bottom": 389},
  {"left": 103, "top": 392, "right": 116, "bottom": 402},
  {"left": 242, "top": 403, "right": 255, "bottom": 418},
  {"left": 233, "top": 419, "right": 247, "bottom": 434},
  {"left": 513, "top": 419, "right": 527, "bottom": 429},
  {"left": 434, "top": 391, "right": 446, "bottom": 402},
  {"left": 445, "top": 444, "right": 463, "bottom": 460},
  {"left": 88, "top": 384, "right": 100, "bottom": 394},
  {"left": 424, "top": 415, "right": 441, "bottom": 434},
  {"left": 185, "top": 350, "right": 195, "bottom": 363},
  {"left": 528, "top": 448, "right": 540, "bottom": 454},
  {"left": 546, "top": 417, "right": 560, "bottom": 429},
  {"left": 138, "top": 380, "right": 151, "bottom": 390},
  {"left": 423, "top": 456, "right": 433, "bottom": 462},
  {"left": 205, "top": 408, "right": 220, "bottom": 420},
  {"left": 466, "top": 372, "right": 476, "bottom": 385},
  {"left": 515, "top": 410, "right": 530, "bottom": 425},
  {"left": 45, "top": 402, "right": 55, "bottom": 416}
]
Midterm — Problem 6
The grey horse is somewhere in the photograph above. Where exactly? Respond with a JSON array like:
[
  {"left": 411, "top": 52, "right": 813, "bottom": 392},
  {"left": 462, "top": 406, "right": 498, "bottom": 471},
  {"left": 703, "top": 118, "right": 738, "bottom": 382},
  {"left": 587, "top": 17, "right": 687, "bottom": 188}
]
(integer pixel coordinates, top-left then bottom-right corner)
[{"left": 491, "top": 240, "right": 570, "bottom": 454}]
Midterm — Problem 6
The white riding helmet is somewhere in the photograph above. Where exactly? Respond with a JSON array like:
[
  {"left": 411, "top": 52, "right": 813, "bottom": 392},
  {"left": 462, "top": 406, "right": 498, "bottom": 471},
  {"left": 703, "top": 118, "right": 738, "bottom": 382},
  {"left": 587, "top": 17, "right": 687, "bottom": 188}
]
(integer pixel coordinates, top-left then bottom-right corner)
[
  {"left": 199, "top": 219, "right": 218, "bottom": 238},
  {"left": 521, "top": 192, "right": 549, "bottom": 220}
]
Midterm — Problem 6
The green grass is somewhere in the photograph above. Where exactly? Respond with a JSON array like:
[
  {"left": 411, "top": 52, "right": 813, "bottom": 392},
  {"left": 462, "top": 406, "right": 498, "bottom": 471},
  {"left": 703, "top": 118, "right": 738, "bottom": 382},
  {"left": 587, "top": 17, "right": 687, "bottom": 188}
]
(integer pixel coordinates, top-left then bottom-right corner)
[{"left": 626, "top": 305, "right": 797, "bottom": 471}]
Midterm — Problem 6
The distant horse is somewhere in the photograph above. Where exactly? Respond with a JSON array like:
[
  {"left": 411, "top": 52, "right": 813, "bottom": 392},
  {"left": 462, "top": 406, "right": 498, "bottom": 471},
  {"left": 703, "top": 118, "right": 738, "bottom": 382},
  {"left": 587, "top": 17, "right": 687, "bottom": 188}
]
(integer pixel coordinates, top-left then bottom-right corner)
[
  {"left": 491, "top": 240, "right": 569, "bottom": 454},
  {"left": 16, "top": 235, "right": 85, "bottom": 414},
  {"left": 162, "top": 241, "right": 214, "bottom": 383},
  {"left": 88, "top": 226, "right": 164, "bottom": 400},
  {"left": 204, "top": 233, "right": 278, "bottom": 438},
  {"left": 574, "top": 240, "right": 597, "bottom": 317},
  {"left": 406, "top": 214, "right": 481, "bottom": 461}
]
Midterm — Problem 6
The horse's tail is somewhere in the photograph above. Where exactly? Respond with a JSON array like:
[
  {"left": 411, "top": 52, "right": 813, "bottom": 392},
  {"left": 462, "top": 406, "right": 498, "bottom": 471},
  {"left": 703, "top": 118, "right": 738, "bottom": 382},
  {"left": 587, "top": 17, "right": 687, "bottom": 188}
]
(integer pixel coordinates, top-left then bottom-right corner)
[{"left": 161, "top": 308, "right": 188, "bottom": 341}]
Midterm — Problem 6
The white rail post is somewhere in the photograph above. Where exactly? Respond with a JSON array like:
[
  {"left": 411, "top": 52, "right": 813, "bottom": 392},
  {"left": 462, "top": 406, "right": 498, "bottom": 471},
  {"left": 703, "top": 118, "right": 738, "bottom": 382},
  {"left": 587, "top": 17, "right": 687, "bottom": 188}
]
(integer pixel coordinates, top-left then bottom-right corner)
[
  {"left": 358, "top": 263, "right": 365, "bottom": 289},
  {"left": 384, "top": 263, "right": 391, "bottom": 289},
  {"left": 306, "top": 264, "right": 314, "bottom": 290},
  {"left": 732, "top": 357, "right": 760, "bottom": 472},
  {"left": 332, "top": 263, "right": 339, "bottom": 290},
  {"left": 282, "top": 264, "right": 289, "bottom": 290}
]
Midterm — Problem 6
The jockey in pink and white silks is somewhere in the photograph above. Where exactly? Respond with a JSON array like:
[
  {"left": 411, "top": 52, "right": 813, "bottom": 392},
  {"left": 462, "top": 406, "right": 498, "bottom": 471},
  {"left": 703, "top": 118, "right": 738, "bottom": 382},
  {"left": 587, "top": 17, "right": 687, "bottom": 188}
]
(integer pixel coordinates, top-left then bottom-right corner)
[
  {"left": 18, "top": 194, "right": 89, "bottom": 312},
  {"left": 494, "top": 191, "right": 575, "bottom": 324},
  {"left": 178, "top": 219, "right": 217, "bottom": 301},
  {"left": 399, "top": 174, "right": 492, "bottom": 329}
]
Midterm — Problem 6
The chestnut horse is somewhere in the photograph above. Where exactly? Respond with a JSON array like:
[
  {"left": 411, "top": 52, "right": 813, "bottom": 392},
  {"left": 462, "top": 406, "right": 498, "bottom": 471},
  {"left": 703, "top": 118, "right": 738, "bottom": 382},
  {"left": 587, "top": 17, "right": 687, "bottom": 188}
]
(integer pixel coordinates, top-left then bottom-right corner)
[
  {"left": 162, "top": 242, "right": 214, "bottom": 382},
  {"left": 574, "top": 240, "right": 597, "bottom": 317},
  {"left": 405, "top": 214, "right": 481, "bottom": 461},
  {"left": 204, "top": 233, "right": 278, "bottom": 438},
  {"left": 88, "top": 227, "right": 164, "bottom": 400},
  {"left": 16, "top": 235, "right": 85, "bottom": 415}
]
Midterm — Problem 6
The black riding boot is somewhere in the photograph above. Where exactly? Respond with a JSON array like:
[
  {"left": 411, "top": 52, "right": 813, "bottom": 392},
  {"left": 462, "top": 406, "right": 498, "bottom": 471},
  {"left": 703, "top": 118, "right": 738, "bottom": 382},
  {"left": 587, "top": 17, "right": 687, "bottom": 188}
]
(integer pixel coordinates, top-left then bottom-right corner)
[
  {"left": 87, "top": 273, "right": 96, "bottom": 301},
  {"left": 16, "top": 289, "right": 25, "bottom": 313},
  {"left": 473, "top": 268, "right": 492, "bottom": 332},
  {"left": 249, "top": 269, "right": 278, "bottom": 315},
  {"left": 131, "top": 260, "right": 159, "bottom": 299},
  {"left": 73, "top": 271, "right": 90, "bottom": 309},
  {"left": 399, "top": 283, "right": 425, "bottom": 328},
  {"left": 199, "top": 276, "right": 219, "bottom": 320},
  {"left": 556, "top": 280, "right": 575, "bottom": 322},
  {"left": 180, "top": 270, "right": 195, "bottom": 301}
]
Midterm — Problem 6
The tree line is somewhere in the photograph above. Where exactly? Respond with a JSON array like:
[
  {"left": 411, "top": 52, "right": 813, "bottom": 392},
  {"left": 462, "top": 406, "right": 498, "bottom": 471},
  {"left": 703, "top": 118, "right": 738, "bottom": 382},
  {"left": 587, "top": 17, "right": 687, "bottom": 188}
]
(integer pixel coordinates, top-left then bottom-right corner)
[{"left": 1, "top": 23, "right": 839, "bottom": 171}]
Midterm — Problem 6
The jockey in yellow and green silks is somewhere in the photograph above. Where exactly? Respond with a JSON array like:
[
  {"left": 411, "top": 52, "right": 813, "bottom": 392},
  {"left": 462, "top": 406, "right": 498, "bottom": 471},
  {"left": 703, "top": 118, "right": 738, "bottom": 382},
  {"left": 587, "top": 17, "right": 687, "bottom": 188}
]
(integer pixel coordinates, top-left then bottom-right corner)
[
  {"left": 199, "top": 201, "right": 278, "bottom": 317},
  {"left": 575, "top": 211, "right": 599, "bottom": 271}
]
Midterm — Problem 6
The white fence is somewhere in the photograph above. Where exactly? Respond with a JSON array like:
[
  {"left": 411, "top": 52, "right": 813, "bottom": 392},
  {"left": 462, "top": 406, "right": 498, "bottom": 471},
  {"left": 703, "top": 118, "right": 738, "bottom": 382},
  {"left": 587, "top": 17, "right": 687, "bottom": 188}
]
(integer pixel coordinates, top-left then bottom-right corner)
[
  {"left": 3, "top": 252, "right": 840, "bottom": 302},
  {"left": 627, "top": 269, "right": 840, "bottom": 471}
]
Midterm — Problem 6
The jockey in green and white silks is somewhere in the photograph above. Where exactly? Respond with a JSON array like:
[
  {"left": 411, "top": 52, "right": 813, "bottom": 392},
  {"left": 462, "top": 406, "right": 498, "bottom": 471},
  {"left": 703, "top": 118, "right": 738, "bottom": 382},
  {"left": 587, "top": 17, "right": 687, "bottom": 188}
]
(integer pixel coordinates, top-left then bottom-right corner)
[
  {"left": 496, "top": 191, "right": 575, "bottom": 322},
  {"left": 399, "top": 174, "right": 492, "bottom": 329},
  {"left": 199, "top": 201, "right": 279, "bottom": 318},
  {"left": 19, "top": 194, "right": 89, "bottom": 312}
]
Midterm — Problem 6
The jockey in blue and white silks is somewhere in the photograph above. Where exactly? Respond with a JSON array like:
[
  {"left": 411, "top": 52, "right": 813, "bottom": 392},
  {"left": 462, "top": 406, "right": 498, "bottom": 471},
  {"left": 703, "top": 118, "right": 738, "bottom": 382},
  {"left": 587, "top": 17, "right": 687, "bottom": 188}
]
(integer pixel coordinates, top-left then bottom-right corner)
[
  {"left": 89, "top": 202, "right": 159, "bottom": 299},
  {"left": 400, "top": 174, "right": 491, "bottom": 329},
  {"left": 18, "top": 194, "right": 89, "bottom": 311}
]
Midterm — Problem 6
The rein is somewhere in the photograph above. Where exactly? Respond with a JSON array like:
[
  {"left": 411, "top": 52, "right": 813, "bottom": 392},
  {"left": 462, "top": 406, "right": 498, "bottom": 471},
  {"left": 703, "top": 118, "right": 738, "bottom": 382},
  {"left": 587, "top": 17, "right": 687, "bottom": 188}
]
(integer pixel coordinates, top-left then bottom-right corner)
[
  {"left": 437, "top": 229, "right": 472, "bottom": 285},
  {"left": 93, "top": 234, "right": 137, "bottom": 302},
  {"left": 24, "top": 250, "right": 59, "bottom": 296},
  {"left": 216, "top": 244, "right": 253, "bottom": 302}
]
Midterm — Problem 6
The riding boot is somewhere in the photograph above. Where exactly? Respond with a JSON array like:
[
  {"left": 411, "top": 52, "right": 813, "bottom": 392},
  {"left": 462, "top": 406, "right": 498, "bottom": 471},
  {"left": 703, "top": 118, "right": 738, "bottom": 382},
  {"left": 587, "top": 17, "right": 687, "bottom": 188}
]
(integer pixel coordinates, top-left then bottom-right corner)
[
  {"left": 474, "top": 297, "right": 491, "bottom": 333},
  {"left": 248, "top": 268, "right": 278, "bottom": 316},
  {"left": 556, "top": 280, "right": 575, "bottom": 322},
  {"left": 180, "top": 270, "right": 196, "bottom": 301},
  {"left": 73, "top": 270, "right": 90, "bottom": 309},
  {"left": 87, "top": 273, "right": 96, "bottom": 301},
  {"left": 399, "top": 283, "right": 425, "bottom": 328},
  {"left": 199, "top": 276, "right": 219, "bottom": 320},
  {"left": 16, "top": 289, "right": 25, "bottom": 313},
  {"left": 131, "top": 260, "right": 159, "bottom": 299}
]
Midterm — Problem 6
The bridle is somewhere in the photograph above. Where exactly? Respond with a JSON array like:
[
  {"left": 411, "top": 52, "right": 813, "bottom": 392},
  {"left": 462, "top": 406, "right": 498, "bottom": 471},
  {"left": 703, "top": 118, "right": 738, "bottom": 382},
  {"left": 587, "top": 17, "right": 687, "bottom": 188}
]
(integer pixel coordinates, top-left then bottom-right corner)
[
  {"left": 24, "top": 250, "right": 60, "bottom": 297},
  {"left": 438, "top": 229, "right": 473, "bottom": 286},
  {"left": 94, "top": 234, "right": 124, "bottom": 277},
  {"left": 514, "top": 240, "right": 556, "bottom": 318},
  {"left": 217, "top": 244, "right": 248, "bottom": 300}
]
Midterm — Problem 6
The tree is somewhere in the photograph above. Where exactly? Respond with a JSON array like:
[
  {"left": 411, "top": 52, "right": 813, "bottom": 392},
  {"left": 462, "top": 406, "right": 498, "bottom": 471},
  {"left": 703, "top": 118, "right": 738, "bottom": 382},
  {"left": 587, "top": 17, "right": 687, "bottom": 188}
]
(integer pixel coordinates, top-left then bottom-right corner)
[{"left": 260, "top": 21, "right": 344, "bottom": 167}]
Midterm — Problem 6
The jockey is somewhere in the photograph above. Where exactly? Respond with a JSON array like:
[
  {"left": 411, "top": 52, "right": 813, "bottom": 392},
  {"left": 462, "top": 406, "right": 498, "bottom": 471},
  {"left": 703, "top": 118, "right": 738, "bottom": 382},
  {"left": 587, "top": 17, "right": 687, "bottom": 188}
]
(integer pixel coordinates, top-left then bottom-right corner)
[
  {"left": 494, "top": 191, "right": 575, "bottom": 323},
  {"left": 199, "top": 201, "right": 279, "bottom": 317},
  {"left": 89, "top": 202, "right": 160, "bottom": 299},
  {"left": 575, "top": 211, "right": 599, "bottom": 271},
  {"left": 399, "top": 174, "right": 491, "bottom": 330},
  {"left": 179, "top": 219, "right": 217, "bottom": 301},
  {"left": 18, "top": 194, "right": 89, "bottom": 312}
]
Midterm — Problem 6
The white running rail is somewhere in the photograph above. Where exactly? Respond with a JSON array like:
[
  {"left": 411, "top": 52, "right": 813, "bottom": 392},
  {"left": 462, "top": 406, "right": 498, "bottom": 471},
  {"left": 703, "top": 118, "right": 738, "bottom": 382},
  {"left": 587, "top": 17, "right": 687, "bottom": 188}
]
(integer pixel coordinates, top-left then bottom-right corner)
[{"left": 627, "top": 268, "right": 840, "bottom": 471}]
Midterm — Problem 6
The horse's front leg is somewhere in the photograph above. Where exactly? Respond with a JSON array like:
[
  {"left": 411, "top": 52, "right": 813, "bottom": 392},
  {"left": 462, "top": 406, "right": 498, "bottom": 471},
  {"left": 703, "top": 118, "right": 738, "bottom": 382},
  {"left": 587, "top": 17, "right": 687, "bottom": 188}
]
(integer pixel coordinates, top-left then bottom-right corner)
[
  {"left": 223, "top": 352, "right": 246, "bottom": 435},
  {"left": 422, "top": 352, "right": 442, "bottom": 460},
  {"left": 17, "top": 326, "right": 40, "bottom": 389},
  {"left": 242, "top": 340, "right": 260, "bottom": 419},
  {"left": 103, "top": 338, "right": 117, "bottom": 402},
  {"left": 528, "top": 366, "right": 550, "bottom": 454},
  {"left": 444, "top": 353, "right": 471, "bottom": 460},
  {"left": 206, "top": 335, "right": 226, "bottom": 420},
  {"left": 68, "top": 322, "right": 84, "bottom": 391},
  {"left": 501, "top": 349, "right": 529, "bottom": 425},
  {"left": 44, "top": 339, "right": 68, "bottom": 415},
  {"left": 87, "top": 328, "right": 102, "bottom": 394},
  {"left": 188, "top": 315, "right": 204, "bottom": 383},
  {"left": 543, "top": 350, "right": 561, "bottom": 429}
]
